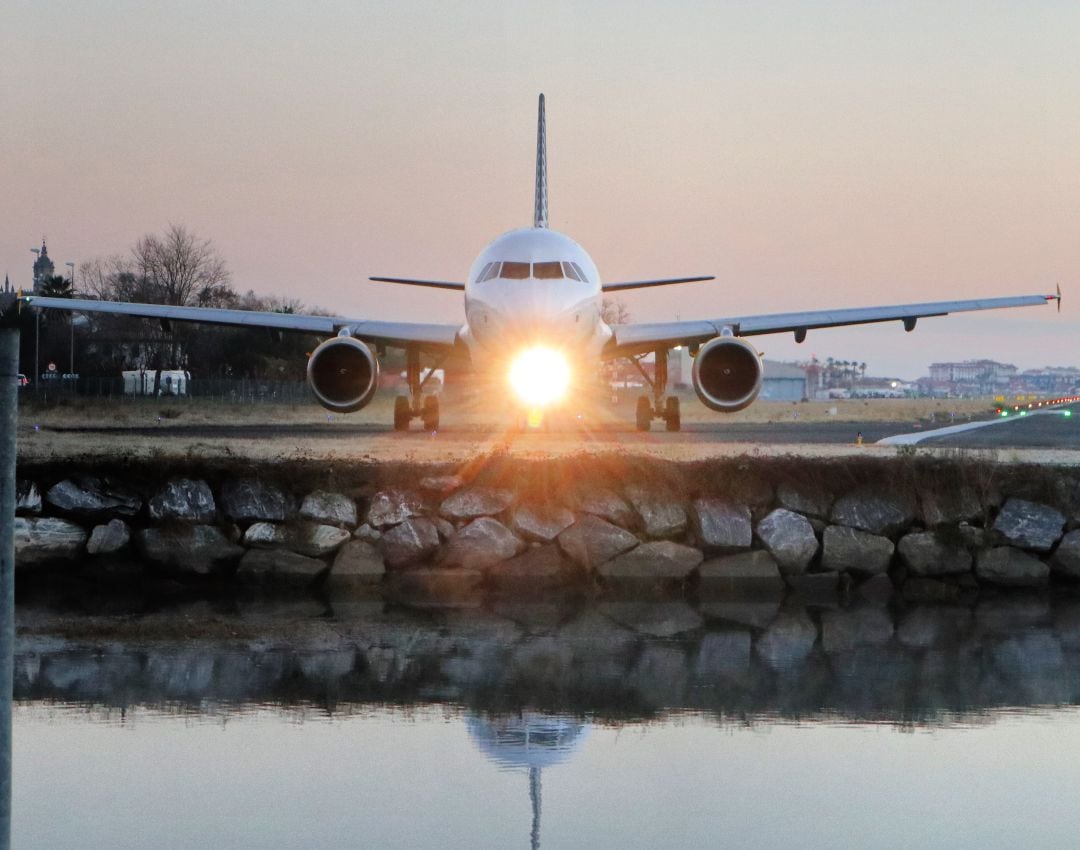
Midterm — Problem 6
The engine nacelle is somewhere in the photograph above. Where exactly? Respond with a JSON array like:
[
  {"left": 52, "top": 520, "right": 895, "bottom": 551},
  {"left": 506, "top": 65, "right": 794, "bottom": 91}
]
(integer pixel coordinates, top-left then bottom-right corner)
[
  {"left": 691, "top": 336, "right": 763, "bottom": 413},
  {"left": 307, "top": 336, "right": 379, "bottom": 413}
]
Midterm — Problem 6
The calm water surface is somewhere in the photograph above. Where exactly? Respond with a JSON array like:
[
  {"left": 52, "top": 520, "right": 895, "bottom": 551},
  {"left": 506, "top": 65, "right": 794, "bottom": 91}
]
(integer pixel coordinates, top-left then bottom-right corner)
[{"left": 12, "top": 596, "right": 1080, "bottom": 848}]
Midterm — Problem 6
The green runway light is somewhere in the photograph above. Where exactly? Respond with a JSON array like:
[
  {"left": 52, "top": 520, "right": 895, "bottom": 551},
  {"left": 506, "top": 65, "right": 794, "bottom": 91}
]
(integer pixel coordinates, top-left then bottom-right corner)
[
  {"left": 1020, "top": 410, "right": 1027, "bottom": 417},
  {"left": 1066, "top": 410, "right": 1073, "bottom": 418},
  {"left": 1001, "top": 411, "right": 1009, "bottom": 417}
]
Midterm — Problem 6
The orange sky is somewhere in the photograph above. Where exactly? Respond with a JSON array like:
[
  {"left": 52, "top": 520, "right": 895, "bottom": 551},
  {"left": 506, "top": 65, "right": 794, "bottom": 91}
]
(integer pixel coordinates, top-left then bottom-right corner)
[{"left": 3, "top": 1, "right": 1077, "bottom": 378}]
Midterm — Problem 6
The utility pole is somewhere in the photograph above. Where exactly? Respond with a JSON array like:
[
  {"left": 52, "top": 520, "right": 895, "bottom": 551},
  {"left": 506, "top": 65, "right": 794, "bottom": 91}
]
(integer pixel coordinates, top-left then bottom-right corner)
[{"left": 65, "top": 262, "right": 75, "bottom": 377}]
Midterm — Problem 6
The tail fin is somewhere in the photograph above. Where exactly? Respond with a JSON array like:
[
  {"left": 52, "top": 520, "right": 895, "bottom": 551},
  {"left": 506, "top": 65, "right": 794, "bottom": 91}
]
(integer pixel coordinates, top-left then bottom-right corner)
[{"left": 533, "top": 93, "right": 548, "bottom": 228}]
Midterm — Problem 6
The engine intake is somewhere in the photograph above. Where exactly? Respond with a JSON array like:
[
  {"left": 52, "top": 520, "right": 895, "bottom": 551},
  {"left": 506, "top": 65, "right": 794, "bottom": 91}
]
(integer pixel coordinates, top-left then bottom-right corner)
[
  {"left": 307, "top": 336, "right": 379, "bottom": 413},
  {"left": 691, "top": 336, "right": 763, "bottom": 413}
]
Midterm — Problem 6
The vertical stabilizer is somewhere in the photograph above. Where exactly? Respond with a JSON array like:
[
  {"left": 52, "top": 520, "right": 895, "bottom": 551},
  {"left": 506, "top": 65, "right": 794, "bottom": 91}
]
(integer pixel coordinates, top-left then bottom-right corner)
[{"left": 533, "top": 94, "right": 548, "bottom": 228}]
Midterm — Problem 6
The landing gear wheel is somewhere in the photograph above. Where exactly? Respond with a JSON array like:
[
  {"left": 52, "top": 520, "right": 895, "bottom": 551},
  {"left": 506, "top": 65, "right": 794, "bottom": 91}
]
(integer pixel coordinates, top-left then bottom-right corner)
[
  {"left": 393, "top": 396, "right": 411, "bottom": 431},
  {"left": 664, "top": 396, "right": 681, "bottom": 432},
  {"left": 636, "top": 396, "right": 653, "bottom": 431},
  {"left": 422, "top": 395, "right": 439, "bottom": 431}
]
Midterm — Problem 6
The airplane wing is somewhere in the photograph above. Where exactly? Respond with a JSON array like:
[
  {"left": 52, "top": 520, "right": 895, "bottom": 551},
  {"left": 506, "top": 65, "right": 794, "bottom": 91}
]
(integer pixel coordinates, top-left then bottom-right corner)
[
  {"left": 602, "top": 276, "right": 714, "bottom": 292},
  {"left": 607, "top": 293, "right": 1060, "bottom": 357},
  {"left": 19, "top": 295, "right": 462, "bottom": 350}
]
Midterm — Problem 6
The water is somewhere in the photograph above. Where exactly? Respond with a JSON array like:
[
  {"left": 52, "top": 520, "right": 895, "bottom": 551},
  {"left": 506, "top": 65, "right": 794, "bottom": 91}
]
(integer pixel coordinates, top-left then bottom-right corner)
[{"left": 12, "top": 596, "right": 1080, "bottom": 848}]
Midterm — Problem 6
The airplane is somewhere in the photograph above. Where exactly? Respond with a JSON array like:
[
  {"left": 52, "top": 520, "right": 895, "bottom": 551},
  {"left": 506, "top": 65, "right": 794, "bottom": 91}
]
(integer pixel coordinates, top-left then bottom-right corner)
[{"left": 20, "top": 94, "right": 1061, "bottom": 432}]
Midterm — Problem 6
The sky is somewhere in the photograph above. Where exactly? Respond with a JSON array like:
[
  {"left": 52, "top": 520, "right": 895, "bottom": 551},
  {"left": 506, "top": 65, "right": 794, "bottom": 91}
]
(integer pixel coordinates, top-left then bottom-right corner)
[{"left": 3, "top": 0, "right": 1078, "bottom": 379}]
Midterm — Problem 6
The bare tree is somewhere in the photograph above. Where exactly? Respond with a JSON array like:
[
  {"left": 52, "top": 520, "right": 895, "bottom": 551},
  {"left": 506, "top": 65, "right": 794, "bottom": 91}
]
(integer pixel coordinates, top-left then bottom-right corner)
[
  {"left": 601, "top": 297, "right": 631, "bottom": 325},
  {"left": 131, "top": 223, "right": 232, "bottom": 307}
]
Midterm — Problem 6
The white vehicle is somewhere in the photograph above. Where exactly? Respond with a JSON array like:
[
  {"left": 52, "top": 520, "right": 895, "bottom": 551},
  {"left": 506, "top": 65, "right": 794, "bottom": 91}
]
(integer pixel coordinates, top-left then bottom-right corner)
[
  {"left": 122, "top": 370, "right": 190, "bottom": 396},
  {"left": 22, "top": 96, "right": 1060, "bottom": 431}
]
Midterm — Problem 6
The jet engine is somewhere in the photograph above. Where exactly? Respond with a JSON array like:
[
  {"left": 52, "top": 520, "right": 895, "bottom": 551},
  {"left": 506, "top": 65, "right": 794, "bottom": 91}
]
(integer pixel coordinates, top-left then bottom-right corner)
[
  {"left": 691, "top": 336, "right": 763, "bottom": 413},
  {"left": 306, "top": 336, "right": 379, "bottom": 413}
]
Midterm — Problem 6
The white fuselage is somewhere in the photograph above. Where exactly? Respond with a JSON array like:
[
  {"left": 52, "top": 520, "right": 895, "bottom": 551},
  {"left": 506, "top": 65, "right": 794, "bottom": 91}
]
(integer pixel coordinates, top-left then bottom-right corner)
[{"left": 461, "top": 227, "right": 612, "bottom": 362}]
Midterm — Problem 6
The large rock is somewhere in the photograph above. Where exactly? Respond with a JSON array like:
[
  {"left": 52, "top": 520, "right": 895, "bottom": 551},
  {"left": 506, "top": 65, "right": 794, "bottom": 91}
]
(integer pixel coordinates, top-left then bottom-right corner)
[
  {"left": 600, "top": 601, "right": 704, "bottom": 637},
  {"left": 243, "top": 522, "right": 350, "bottom": 557},
  {"left": 86, "top": 519, "right": 131, "bottom": 556},
  {"left": 45, "top": 476, "right": 142, "bottom": 520},
  {"left": 690, "top": 499, "right": 752, "bottom": 552},
  {"left": 440, "top": 517, "right": 525, "bottom": 570},
  {"left": 1051, "top": 530, "right": 1080, "bottom": 578},
  {"left": 598, "top": 541, "right": 703, "bottom": 582},
  {"left": 488, "top": 544, "right": 573, "bottom": 592},
  {"left": 821, "top": 608, "right": 894, "bottom": 653},
  {"left": 220, "top": 478, "right": 294, "bottom": 523},
  {"left": 148, "top": 478, "right": 216, "bottom": 522},
  {"left": 992, "top": 498, "right": 1065, "bottom": 552},
  {"left": 921, "top": 486, "right": 982, "bottom": 526},
  {"left": 16, "top": 480, "right": 41, "bottom": 515},
  {"left": 625, "top": 485, "right": 687, "bottom": 539},
  {"left": 379, "top": 517, "right": 441, "bottom": 569},
  {"left": 785, "top": 571, "right": 842, "bottom": 604},
  {"left": 384, "top": 568, "right": 484, "bottom": 608},
  {"left": 776, "top": 481, "right": 832, "bottom": 519},
  {"left": 137, "top": 525, "right": 244, "bottom": 575},
  {"left": 440, "top": 487, "right": 514, "bottom": 521},
  {"left": 897, "top": 531, "right": 972, "bottom": 577},
  {"left": 574, "top": 488, "right": 637, "bottom": 529},
  {"left": 300, "top": 490, "right": 358, "bottom": 528},
  {"left": 755, "top": 612, "right": 818, "bottom": 670},
  {"left": 822, "top": 525, "right": 894, "bottom": 575},
  {"left": 698, "top": 550, "right": 785, "bottom": 596},
  {"left": 510, "top": 504, "right": 576, "bottom": 543},
  {"left": 327, "top": 540, "right": 385, "bottom": 589},
  {"left": 830, "top": 486, "right": 916, "bottom": 536},
  {"left": 418, "top": 475, "right": 464, "bottom": 496},
  {"left": 236, "top": 548, "right": 329, "bottom": 586},
  {"left": 975, "top": 547, "right": 1050, "bottom": 587},
  {"left": 365, "top": 489, "right": 423, "bottom": 528},
  {"left": 557, "top": 515, "right": 640, "bottom": 569},
  {"left": 14, "top": 517, "right": 87, "bottom": 565},
  {"left": 755, "top": 509, "right": 818, "bottom": 575}
]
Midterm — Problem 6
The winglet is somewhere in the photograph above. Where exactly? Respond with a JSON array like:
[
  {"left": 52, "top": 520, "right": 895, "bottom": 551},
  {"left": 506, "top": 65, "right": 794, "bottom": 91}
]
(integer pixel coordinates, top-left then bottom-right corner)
[
  {"left": 534, "top": 94, "right": 548, "bottom": 229},
  {"left": 1057, "top": 283, "right": 1062, "bottom": 313}
]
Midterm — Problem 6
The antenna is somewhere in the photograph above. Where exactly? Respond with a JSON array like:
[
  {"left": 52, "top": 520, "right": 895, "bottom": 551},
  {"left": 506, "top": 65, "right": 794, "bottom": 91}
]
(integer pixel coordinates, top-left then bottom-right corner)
[{"left": 533, "top": 94, "right": 548, "bottom": 228}]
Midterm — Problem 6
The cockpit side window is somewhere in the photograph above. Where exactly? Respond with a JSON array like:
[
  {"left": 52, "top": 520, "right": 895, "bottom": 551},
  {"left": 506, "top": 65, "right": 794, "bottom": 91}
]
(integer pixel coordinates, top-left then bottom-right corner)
[
  {"left": 479, "top": 262, "right": 501, "bottom": 282},
  {"left": 501, "top": 262, "right": 531, "bottom": 279},
  {"left": 533, "top": 261, "right": 564, "bottom": 280},
  {"left": 562, "top": 261, "right": 583, "bottom": 282},
  {"left": 475, "top": 262, "right": 493, "bottom": 282},
  {"left": 569, "top": 262, "right": 589, "bottom": 282}
]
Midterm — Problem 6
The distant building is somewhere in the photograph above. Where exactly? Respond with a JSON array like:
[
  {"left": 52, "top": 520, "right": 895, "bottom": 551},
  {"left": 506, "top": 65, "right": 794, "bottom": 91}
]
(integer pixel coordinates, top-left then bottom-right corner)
[
  {"left": 2, "top": 274, "right": 12, "bottom": 295},
  {"left": 32, "top": 239, "right": 54, "bottom": 292},
  {"left": 923, "top": 359, "right": 1017, "bottom": 397},
  {"left": 1010, "top": 367, "right": 1080, "bottom": 396},
  {"left": 759, "top": 360, "right": 809, "bottom": 401}
]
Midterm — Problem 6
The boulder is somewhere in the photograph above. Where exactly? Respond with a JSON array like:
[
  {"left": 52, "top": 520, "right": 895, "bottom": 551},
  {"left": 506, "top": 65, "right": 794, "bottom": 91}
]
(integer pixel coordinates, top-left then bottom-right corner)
[
  {"left": 440, "top": 517, "right": 525, "bottom": 570},
  {"left": 975, "top": 547, "right": 1050, "bottom": 587},
  {"left": 600, "top": 601, "right": 704, "bottom": 637},
  {"left": 45, "top": 476, "right": 142, "bottom": 520},
  {"left": 690, "top": 499, "right": 752, "bottom": 552},
  {"left": 854, "top": 574, "right": 896, "bottom": 605},
  {"left": 822, "top": 525, "right": 894, "bottom": 575},
  {"left": 1051, "top": 530, "right": 1080, "bottom": 578},
  {"left": 365, "top": 489, "right": 424, "bottom": 528},
  {"left": 148, "top": 478, "right": 216, "bottom": 522},
  {"left": 15, "top": 480, "right": 41, "bottom": 515},
  {"left": 598, "top": 541, "right": 703, "bottom": 583},
  {"left": 384, "top": 568, "right": 484, "bottom": 608},
  {"left": 137, "top": 525, "right": 244, "bottom": 575},
  {"left": 327, "top": 540, "right": 385, "bottom": 590},
  {"left": 625, "top": 485, "right": 687, "bottom": 539},
  {"left": 920, "top": 486, "right": 982, "bottom": 526},
  {"left": 992, "top": 498, "right": 1065, "bottom": 552},
  {"left": 901, "top": 578, "right": 970, "bottom": 605},
  {"left": 439, "top": 487, "right": 514, "bottom": 521},
  {"left": 776, "top": 481, "right": 832, "bottom": 519},
  {"left": 379, "top": 517, "right": 441, "bottom": 569},
  {"left": 220, "top": 478, "right": 294, "bottom": 523},
  {"left": 698, "top": 550, "right": 785, "bottom": 596},
  {"left": 574, "top": 488, "right": 637, "bottom": 529},
  {"left": 242, "top": 522, "right": 350, "bottom": 557},
  {"left": 299, "top": 490, "right": 358, "bottom": 528},
  {"left": 434, "top": 517, "right": 456, "bottom": 541},
  {"left": 897, "top": 531, "right": 972, "bottom": 577},
  {"left": 418, "top": 474, "right": 464, "bottom": 496},
  {"left": 829, "top": 486, "right": 916, "bottom": 536},
  {"left": 14, "top": 517, "right": 88, "bottom": 565},
  {"left": 353, "top": 523, "right": 381, "bottom": 543},
  {"left": 698, "top": 598, "right": 782, "bottom": 630},
  {"left": 86, "top": 519, "right": 131, "bottom": 556},
  {"left": 488, "top": 544, "right": 573, "bottom": 592},
  {"left": 755, "top": 612, "right": 818, "bottom": 670},
  {"left": 785, "top": 571, "right": 843, "bottom": 605},
  {"left": 821, "top": 607, "right": 894, "bottom": 653},
  {"left": 755, "top": 509, "right": 818, "bottom": 575},
  {"left": 510, "top": 504, "right": 576, "bottom": 543},
  {"left": 236, "top": 549, "right": 329, "bottom": 586},
  {"left": 557, "top": 515, "right": 640, "bottom": 569}
]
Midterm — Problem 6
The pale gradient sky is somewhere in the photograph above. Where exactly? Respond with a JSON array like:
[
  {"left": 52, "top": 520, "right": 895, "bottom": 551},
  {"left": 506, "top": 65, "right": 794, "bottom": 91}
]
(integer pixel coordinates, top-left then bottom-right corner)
[{"left": 3, "top": 0, "right": 1078, "bottom": 378}]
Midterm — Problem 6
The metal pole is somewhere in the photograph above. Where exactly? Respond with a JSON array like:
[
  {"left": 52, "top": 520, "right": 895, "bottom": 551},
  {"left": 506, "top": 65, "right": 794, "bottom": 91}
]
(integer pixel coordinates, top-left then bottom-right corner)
[{"left": 0, "top": 318, "right": 20, "bottom": 850}]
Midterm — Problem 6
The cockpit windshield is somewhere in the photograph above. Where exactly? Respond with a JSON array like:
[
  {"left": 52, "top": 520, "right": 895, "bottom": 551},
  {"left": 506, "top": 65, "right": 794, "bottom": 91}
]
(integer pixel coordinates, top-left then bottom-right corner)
[
  {"left": 501, "top": 262, "right": 531, "bottom": 279},
  {"left": 477, "top": 261, "right": 589, "bottom": 282},
  {"left": 533, "top": 261, "right": 563, "bottom": 279}
]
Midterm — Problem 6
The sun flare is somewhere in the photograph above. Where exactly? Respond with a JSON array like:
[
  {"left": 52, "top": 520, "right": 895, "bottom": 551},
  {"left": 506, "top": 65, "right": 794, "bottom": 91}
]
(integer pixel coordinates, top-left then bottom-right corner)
[{"left": 508, "top": 346, "right": 571, "bottom": 407}]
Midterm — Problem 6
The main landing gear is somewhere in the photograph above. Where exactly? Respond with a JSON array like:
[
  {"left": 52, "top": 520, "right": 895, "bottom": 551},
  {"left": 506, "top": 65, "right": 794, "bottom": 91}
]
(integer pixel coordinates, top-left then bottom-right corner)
[
  {"left": 393, "top": 347, "right": 441, "bottom": 431},
  {"left": 631, "top": 348, "right": 680, "bottom": 432}
]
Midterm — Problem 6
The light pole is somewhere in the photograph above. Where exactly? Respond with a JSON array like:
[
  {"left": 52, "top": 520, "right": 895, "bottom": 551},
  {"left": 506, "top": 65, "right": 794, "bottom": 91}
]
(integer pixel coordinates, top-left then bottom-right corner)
[
  {"left": 65, "top": 261, "right": 75, "bottom": 377},
  {"left": 30, "top": 249, "right": 40, "bottom": 395}
]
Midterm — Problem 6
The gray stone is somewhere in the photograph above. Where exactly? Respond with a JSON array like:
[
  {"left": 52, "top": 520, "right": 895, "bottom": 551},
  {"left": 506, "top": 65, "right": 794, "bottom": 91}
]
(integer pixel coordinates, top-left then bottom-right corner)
[
  {"left": 691, "top": 499, "right": 752, "bottom": 552},
  {"left": 975, "top": 547, "right": 1050, "bottom": 587},
  {"left": 897, "top": 531, "right": 972, "bottom": 576},
  {"left": 419, "top": 474, "right": 464, "bottom": 495},
  {"left": 14, "top": 517, "right": 88, "bottom": 565},
  {"left": 510, "top": 504, "right": 576, "bottom": 542},
  {"left": 380, "top": 517, "right": 441, "bottom": 569},
  {"left": 488, "top": 544, "right": 573, "bottom": 592},
  {"left": 785, "top": 571, "right": 843, "bottom": 604},
  {"left": 148, "top": 478, "right": 216, "bottom": 523},
  {"left": 434, "top": 517, "right": 455, "bottom": 541},
  {"left": 599, "top": 541, "right": 704, "bottom": 582},
  {"left": 921, "top": 486, "right": 982, "bottom": 526},
  {"left": 830, "top": 486, "right": 916, "bottom": 536},
  {"left": 776, "top": 481, "right": 832, "bottom": 519},
  {"left": 299, "top": 490, "right": 358, "bottom": 528},
  {"left": 755, "top": 612, "right": 818, "bottom": 670},
  {"left": 384, "top": 568, "right": 484, "bottom": 608},
  {"left": 365, "top": 489, "right": 423, "bottom": 528},
  {"left": 242, "top": 522, "right": 350, "bottom": 557},
  {"left": 440, "top": 517, "right": 525, "bottom": 570},
  {"left": 328, "top": 540, "right": 385, "bottom": 588},
  {"left": 574, "top": 488, "right": 636, "bottom": 528},
  {"left": 1051, "top": 530, "right": 1080, "bottom": 578},
  {"left": 993, "top": 498, "right": 1066, "bottom": 553},
  {"left": 902, "top": 577, "right": 969, "bottom": 605},
  {"left": 86, "top": 519, "right": 130, "bottom": 556},
  {"left": 957, "top": 522, "right": 988, "bottom": 550},
  {"left": 755, "top": 509, "right": 819, "bottom": 575},
  {"left": 698, "top": 550, "right": 784, "bottom": 596},
  {"left": 698, "top": 598, "right": 782, "bottom": 630},
  {"left": 600, "top": 601, "right": 704, "bottom": 637},
  {"left": 45, "top": 476, "right": 142, "bottom": 520},
  {"left": 695, "top": 631, "right": 752, "bottom": 680},
  {"left": 137, "top": 525, "right": 244, "bottom": 575},
  {"left": 823, "top": 525, "right": 895, "bottom": 575},
  {"left": 625, "top": 485, "right": 687, "bottom": 539},
  {"left": 557, "top": 515, "right": 640, "bottom": 569},
  {"left": 854, "top": 574, "right": 896, "bottom": 605},
  {"left": 220, "top": 478, "right": 294, "bottom": 523},
  {"left": 821, "top": 608, "right": 894, "bottom": 653},
  {"left": 439, "top": 487, "right": 514, "bottom": 521},
  {"left": 236, "top": 548, "right": 329, "bottom": 585},
  {"left": 353, "top": 523, "right": 381, "bottom": 543},
  {"left": 16, "top": 480, "right": 41, "bottom": 515}
]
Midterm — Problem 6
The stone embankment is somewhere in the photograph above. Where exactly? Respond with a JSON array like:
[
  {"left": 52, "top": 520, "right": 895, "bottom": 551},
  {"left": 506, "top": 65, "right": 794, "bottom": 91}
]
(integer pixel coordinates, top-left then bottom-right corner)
[{"left": 13, "top": 456, "right": 1080, "bottom": 604}]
